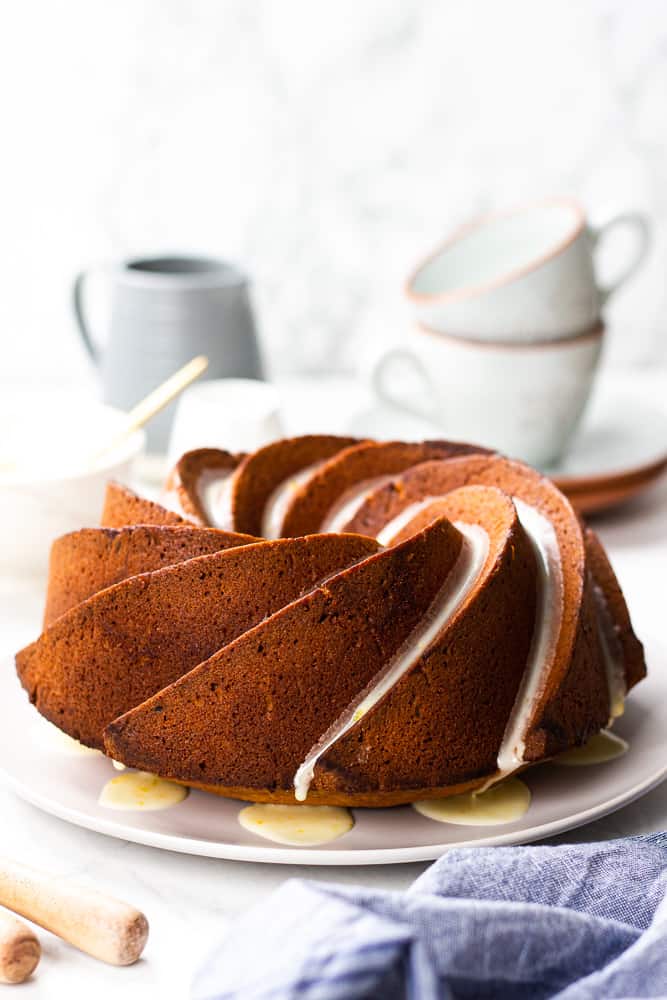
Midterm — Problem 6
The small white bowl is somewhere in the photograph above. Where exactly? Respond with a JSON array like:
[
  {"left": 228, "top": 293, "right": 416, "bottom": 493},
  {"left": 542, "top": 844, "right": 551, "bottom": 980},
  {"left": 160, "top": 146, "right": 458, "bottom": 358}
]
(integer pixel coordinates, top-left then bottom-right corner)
[{"left": 0, "top": 396, "right": 145, "bottom": 578}]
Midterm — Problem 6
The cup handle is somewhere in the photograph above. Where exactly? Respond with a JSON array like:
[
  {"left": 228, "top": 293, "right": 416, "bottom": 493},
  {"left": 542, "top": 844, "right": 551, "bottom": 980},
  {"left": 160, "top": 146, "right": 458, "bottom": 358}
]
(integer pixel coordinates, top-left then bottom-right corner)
[
  {"left": 589, "top": 212, "right": 651, "bottom": 306},
  {"left": 372, "top": 348, "right": 440, "bottom": 422},
  {"left": 72, "top": 270, "right": 101, "bottom": 364}
]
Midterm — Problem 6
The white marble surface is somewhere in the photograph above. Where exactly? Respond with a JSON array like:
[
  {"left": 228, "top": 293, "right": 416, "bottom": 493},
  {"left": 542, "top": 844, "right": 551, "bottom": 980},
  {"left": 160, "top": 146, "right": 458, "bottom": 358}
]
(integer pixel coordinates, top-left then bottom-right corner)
[
  {"left": 2, "top": 0, "right": 667, "bottom": 393},
  {"left": 1, "top": 373, "right": 666, "bottom": 998}
]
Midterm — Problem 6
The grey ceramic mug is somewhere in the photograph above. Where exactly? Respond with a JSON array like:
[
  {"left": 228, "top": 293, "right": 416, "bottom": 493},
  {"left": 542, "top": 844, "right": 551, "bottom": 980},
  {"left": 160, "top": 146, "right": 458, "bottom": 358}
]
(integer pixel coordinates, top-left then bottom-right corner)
[{"left": 73, "top": 255, "right": 264, "bottom": 452}]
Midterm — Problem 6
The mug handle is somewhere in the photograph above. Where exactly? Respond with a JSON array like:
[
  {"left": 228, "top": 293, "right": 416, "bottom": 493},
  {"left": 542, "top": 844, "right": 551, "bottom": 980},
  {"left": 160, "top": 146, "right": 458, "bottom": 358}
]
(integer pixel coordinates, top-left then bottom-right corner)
[
  {"left": 72, "top": 270, "right": 101, "bottom": 363},
  {"left": 589, "top": 212, "right": 651, "bottom": 306},
  {"left": 372, "top": 348, "right": 440, "bottom": 422}
]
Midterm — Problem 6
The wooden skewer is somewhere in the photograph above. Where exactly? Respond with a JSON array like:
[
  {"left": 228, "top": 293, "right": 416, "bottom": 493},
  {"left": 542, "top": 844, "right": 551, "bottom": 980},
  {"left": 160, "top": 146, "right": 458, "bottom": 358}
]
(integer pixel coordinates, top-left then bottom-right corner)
[
  {"left": 0, "top": 909, "right": 40, "bottom": 984},
  {"left": 0, "top": 859, "right": 148, "bottom": 967},
  {"left": 90, "top": 353, "right": 209, "bottom": 464}
]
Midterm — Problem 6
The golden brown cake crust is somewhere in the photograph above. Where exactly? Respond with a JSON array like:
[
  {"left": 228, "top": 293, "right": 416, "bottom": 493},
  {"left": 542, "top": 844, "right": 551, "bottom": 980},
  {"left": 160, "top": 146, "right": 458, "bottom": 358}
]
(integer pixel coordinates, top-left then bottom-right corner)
[
  {"left": 229, "top": 434, "right": 359, "bottom": 535},
  {"left": 583, "top": 526, "right": 646, "bottom": 692},
  {"left": 43, "top": 525, "right": 257, "bottom": 627},
  {"left": 279, "top": 439, "right": 489, "bottom": 537},
  {"left": 348, "top": 453, "right": 613, "bottom": 759},
  {"left": 164, "top": 448, "right": 241, "bottom": 525},
  {"left": 145, "top": 773, "right": 499, "bottom": 807},
  {"left": 101, "top": 482, "right": 190, "bottom": 528},
  {"left": 314, "top": 487, "right": 537, "bottom": 794},
  {"left": 104, "top": 517, "right": 465, "bottom": 791},
  {"left": 17, "top": 533, "right": 378, "bottom": 749},
  {"left": 15, "top": 434, "right": 647, "bottom": 807}
]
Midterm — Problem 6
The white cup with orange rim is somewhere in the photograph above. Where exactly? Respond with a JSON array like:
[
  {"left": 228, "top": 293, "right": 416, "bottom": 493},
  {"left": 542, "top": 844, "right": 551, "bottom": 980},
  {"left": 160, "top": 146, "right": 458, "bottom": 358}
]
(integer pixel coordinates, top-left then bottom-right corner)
[
  {"left": 405, "top": 198, "right": 650, "bottom": 342},
  {"left": 372, "top": 197, "right": 650, "bottom": 465},
  {"left": 372, "top": 323, "right": 605, "bottom": 468}
]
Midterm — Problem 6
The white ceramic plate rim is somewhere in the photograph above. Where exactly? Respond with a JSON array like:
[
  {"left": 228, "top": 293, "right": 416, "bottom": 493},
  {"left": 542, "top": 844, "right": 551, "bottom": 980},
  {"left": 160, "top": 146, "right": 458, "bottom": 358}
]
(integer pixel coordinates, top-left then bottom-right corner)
[
  {"left": 2, "top": 640, "right": 665, "bottom": 866},
  {"left": 2, "top": 751, "right": 665, "bottom": 866}
]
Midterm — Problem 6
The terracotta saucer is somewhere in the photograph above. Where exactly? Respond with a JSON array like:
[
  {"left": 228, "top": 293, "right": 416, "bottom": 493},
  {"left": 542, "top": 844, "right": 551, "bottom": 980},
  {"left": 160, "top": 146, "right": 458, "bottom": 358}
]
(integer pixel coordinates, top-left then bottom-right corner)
[{"left": 552, "top": 454, "right": 667, "bottom": 515}]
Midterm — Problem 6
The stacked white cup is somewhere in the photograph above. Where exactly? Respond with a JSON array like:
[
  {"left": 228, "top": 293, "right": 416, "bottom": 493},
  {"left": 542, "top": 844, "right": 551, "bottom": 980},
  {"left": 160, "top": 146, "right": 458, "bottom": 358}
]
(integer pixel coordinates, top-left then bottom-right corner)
[{"left": 373, "top": 198, "right": 650, "bottom": 467}]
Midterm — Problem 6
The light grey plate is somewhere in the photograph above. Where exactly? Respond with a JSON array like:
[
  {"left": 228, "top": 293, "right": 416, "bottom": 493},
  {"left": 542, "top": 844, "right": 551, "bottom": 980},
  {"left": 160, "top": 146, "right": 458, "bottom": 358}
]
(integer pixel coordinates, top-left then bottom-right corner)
[
  {"left": 543, "top": 374, "right": 667, "bottom": 479},
  {"left": 0, "top": 639, "right": 665, "bottom": 866},
  {"left": 343, "top": 372, "right": 667, "bottom": 481}
]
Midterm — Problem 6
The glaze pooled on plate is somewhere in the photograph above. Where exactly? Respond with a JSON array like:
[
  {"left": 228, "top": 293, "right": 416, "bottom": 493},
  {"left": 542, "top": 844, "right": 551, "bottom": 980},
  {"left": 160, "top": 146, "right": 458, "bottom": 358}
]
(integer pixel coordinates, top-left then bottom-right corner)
[
  {"left": 35, "top": 719, "right": 101, "bottom": 758},
  {"left": 99, "top": 771, "right": 188, "bottom": 811},
  {"left": 413, "top": 777, "right": 531, "bottom": 826},
  {"left": 238, "top": 803, "right": 354, "bottom": 845},
  {"left": 554, "top": 730, "right": 629, "bottom": 766}
]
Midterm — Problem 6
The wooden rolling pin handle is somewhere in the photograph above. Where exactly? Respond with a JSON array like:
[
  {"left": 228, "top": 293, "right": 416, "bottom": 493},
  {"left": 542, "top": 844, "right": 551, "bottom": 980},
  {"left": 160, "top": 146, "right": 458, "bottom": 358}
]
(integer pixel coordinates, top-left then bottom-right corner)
[
  {"left": 0, "top": 859, "right": 148, "bottom": 967},
  {"left": 0, "top": 909, "right": 40, "bottom": 984}
]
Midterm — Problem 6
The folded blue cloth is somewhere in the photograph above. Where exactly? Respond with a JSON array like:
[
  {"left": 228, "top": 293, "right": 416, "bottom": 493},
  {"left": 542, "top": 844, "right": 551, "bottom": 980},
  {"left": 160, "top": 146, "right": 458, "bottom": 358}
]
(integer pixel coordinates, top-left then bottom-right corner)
[{"left": 193, "top": 833, "right": 667, "bottom": 1000}]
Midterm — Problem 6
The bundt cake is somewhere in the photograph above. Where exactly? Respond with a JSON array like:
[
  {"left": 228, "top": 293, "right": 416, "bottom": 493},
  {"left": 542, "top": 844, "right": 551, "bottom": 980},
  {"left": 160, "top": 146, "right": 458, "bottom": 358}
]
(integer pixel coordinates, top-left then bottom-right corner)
[{"left": 16, "top": 435, "right": 645, "bottom": 807}]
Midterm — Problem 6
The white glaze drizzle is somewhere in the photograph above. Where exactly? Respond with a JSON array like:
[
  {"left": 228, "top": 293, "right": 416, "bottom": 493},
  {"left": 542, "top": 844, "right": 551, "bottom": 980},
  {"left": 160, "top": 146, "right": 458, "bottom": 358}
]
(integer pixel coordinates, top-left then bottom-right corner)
[
  {"left": 320, "top": 475, "right": 398, "bottom": 533},
  {"left": 161, "top": 468, "right": 236, "bottom": 528},
  {"left": 160, "top": 484, "right": 189, "bottom": 519},
  {"left": 491, "top": 498, "right": 563, "bottom": 781},
  {"left": 197, "top": 469, "right": 236, "bottom": 529},
  {"left": 591, "top": 580, "right": 627, "bottom": 723},
  {"left": 374, "top": 493, "right": 565, "bottom": 786},
  {"left": 293, "top": 521, "right": 489, "bottom": 801},
  {"left": 261, "top": 462, "right": 324, "bottom": 539},
  {"left": 376, "top": 498, "right": 442, "bottom": 546}
]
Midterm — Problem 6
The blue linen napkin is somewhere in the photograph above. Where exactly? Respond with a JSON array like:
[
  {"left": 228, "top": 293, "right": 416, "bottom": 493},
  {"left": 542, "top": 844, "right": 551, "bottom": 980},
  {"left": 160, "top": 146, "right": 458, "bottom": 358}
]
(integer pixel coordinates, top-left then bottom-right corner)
[{"left": 192, "top": 833, "right": 667, "bottom": 1000}]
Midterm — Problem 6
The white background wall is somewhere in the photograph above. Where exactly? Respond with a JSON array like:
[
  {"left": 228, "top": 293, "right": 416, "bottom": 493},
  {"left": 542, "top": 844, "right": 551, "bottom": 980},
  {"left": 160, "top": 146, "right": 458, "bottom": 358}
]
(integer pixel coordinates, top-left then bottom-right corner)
[{"left": 1, "top": 0, "right": 666, "bottom": 390}]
